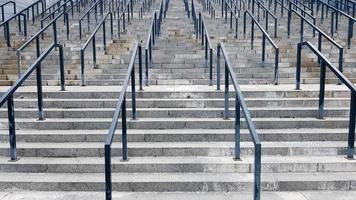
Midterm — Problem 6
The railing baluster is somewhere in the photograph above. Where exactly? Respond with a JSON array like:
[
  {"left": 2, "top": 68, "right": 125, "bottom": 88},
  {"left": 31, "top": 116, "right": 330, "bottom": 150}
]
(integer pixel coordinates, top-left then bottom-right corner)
[
  {"left": 139, "top": 45, "right": 143, "bottom": 90},
  {"left": 122, "top": 97, "right": 128, "bottom": 161},
  {"left": 318, "top": 60, "right": 326, "bottom": 119},
  {"left": 347, "top": 92, "right": 356, "bottom": 159},
  {"left": 217, "top": 44, "right": 221, "bottom": 90},
  {"left": 234, "top": 94, "right": 240, "bottom": 160},
  {"left": 36, "top": 37, "right": 44, "bottom": 120},
  {"left": 131, "top": 64, "right": 137, "bottom": 120},
  {"left": 7, "top": 96, "right": 17, "bottom": 161},
  {"left": 224, "top": 61, "right": 229, "bottom": 119}
]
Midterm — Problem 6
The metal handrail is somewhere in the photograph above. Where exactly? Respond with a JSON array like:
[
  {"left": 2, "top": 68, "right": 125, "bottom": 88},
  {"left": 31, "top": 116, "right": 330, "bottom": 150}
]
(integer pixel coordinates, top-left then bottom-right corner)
[
  {"left": 291, "top": 0, "right": 313, "bottom": 14},
  {"left": 325, "top": 0, "right": 356, "bottom": 16},
  {"left": 79, "top": 0, "right": 106, "bottom": 39},
  {"left": 17, "top": 12, "right": 64, "bottom": 78},
  {"left": 287, "top": 8, "right": 344, "bottom": 76},
  {"left": 202, "top": 0, "right": 216, "bottom": 18},
  {"left": 184, "top": 0, "right": 190, "bottom": 17},
  {"left": 117, "top": 0, "right": 134, "bottom": 38},
  {"left": 221, "top": 0, "right": 239, "bottom": 38},
  {"left": 296, "top": 41, "right": 356, "bottom": 159},
  {"left": 196, "top": 12, "right": 214, "bottom": 86},
  {"left": 43, "top": 0, "right": 67, "bottom": 14},
  {"left": 244, "top": 10, "right": 280, "bottom": 85},
  {"left": 272, "top": 0, "right": 289, "bottom": 16},
  {"left": 0, "top": 1, "right": 16, "bottom": 22},
  {"left": 317, "top": 0, "right": 356, "bottom": 48},
  {"left": 144, "top": 12, "right": 157, "bottom": 86},
  {"left": 80, "top": 11, "right": 113, "bottom": 86},
  {"left": 289, "top": 0, "right": 315, "bottom": 20},
  {"left": 217, "top": 42, "right": 262, "bottom": 200},
  {"left": 164, "top": 0, "right": 170, "bottom": 18},
  {"left": 0, "top": 42, "right": 65, "bottom": 161},
  {"left": 104, "top": 42, "right": 143, "bottom": 200},
  {"left": 41, "top": 0, "right": 74, "bottom": 22},
  {"left": 41, "top": 0, "right": 84, "bottom": 40},
  {"left": 144, "top": 0, "right": 164, "bottom": 85},
  {"left": 288, "top": 1, "right": 317, "bottom": 36},
  {"left": 0, "top": 0, "right": 46, "bottom": 47},
  {"left": 222, "top": 0, "right": 246, "bottom": 19},
  {"left": 254, "top": 0, "right": 278, "bottom": 38}
]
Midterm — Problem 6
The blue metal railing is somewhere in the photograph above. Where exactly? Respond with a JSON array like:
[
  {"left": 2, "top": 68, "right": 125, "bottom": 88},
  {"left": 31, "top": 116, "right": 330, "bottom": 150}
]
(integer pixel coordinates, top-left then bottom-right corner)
[
  {"left": 192, "top": 11, "right": 214, "bottom": 86},
  {"left": 324, "top": 0, "right": 356, "bottom": 16},
  {"left": 0, "top": 1, "right": 16, "bottom": 22},
  {"left": 296, "top": 41, "right": 356, "bottom": 159},
  {"left": 203, "top": 0, "right": 216, "bottom": 18},
  {"left": 80, "top": 11, "right": 113, "bottom": 85},
  {"left": 221, "top": 0, "right": 239, "bottom": 38},
  {"left": 184, "top": 0, "right": 190, "bottom": 17},
  {"left": 287, "top": 7, "right": 344, "bottom": 80},
  {"left": 41, "top": 0, "right": 84, "bottom": 40},
  {"left": 41, "top": 0, "right": 77, "bottom": 22},
  {"left": 117, "top": 0, "right": 134, "bottom": 38},
  {"left": 104, "top": 42, "right": 142, "bottom": 200},
  {"left": 272, "top": 0, "right": 289, "bottom": 16},
  {"left": 17, "top": 10, "right": 70, "bottom": 80},
  {"left": 0, "top": 42, "right": 65, "bottom": 161},
  {"left": 254, "top": 0, "right": 278, "bottom": 38},
  {"left": 43, "top": 0, "right": 67, "bottom": 15},
  {"left": 317, "top": 0, "right": 356, "bottom": 48},
  {"left": 0, "top": 0, "right": 46, "bottom": 47},
  {"left": 244, "top": 10, "right": 280, "bottom": 85},
  {"left": 79, "top": 0, "right": 106, "bottom": 39},
  {"left": 144, "top": 0, "right": 164, "bottom": 85},
  {"left": 144, "top": 10, "right": 161, "bottom": 86},
  {"left": 217, "top": 42, "right": 262, "bottom": 200}
]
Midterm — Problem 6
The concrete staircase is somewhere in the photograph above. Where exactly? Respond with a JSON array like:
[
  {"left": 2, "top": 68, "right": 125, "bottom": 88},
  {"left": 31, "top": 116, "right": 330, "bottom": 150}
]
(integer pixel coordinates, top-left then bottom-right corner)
[{"left": 0, "top": 0, "right": 355, "bottom": 199}]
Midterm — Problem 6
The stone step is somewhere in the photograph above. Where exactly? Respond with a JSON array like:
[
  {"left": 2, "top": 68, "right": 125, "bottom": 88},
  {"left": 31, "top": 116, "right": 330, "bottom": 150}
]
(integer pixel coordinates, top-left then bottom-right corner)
[
  {"left": 0, "top": 172, "right": 354, "bottom": 192},
  {"left": 0, "top": 117, "right": 350, "bottom": 130},
  {"left": 0, "top": 107, "right": 350, "bottom": 118},
  {"left": 0, "top": 141, "right": 352, "bottom": 157},
  {"left": 0, "top": 191, "right": 355, "bottom": 200},
  {"left": 0, "top": 128, "right": 349, "bottom": 142},
  {"left": 0, "top": 156, "right": 354, "bottom": 173}
]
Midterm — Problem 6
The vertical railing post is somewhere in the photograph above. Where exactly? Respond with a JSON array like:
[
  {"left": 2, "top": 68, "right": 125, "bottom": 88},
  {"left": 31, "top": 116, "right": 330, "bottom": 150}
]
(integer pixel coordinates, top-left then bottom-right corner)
[
  {"left": 296, "top": 43, "right": 302, "bottom": 90},
  {"left": 217, "top": 44, "right": 221, "bottom": 90},
  {"left": 121, "top": 97, "right": 128, "bottom": 161},
  {"left": 5, "top": 22, "right": 11, "bottom": 47},
  {"left": 347, "top": 19, "right": 353, "bottom": 49},
  {"left": 105, "top": 144, "right": 112, "bottom": 200},
  {"left": 131, "top": 63, "right": 137, "bottom": 120},
  {"left": 251, "top": 20, "right": 254, "bottom": 49},
  {"left": 224, "top": 61, "right": 229, "bottom": 119},
  {"left": 103, "top": 21, "right": 107, "bottom": 53},
  {"left": 93, "top": 36, "right": 97, "bottom": 68},
  {"left": 139, "top": 44, "right": 143, "bottom": 90},
  {"left": 274, "top": 48, "right": 279, "bottom": 85},
  {"left": 35, "top": 37, "right": 44, "bottom": 120},
  {"left": 300, "top": 18, "right": 304, "bottom": 42},
  {"left": 235, "top": 17, "right": 238, "bottom": 39},
  {"left": 81, "top": 49, "right": 85, "bottom": 86},
  {"left": 7, "top": 96, "right": 17, "bottom": 161},
  {"left": 254, "top": 144, "right": 261, "bottom": 200},
  {"left": 234, "top": 94, "right": 241, "bottom": 160},
  {"left": 347, "top": 91, "right": 356, "bottom": 159},
  {"left": 145, "top": 48, "right": 149, "bottom": 86},
  {"left": 59, "top": 45, "right": 65, "bottom": 91},
  {"left": 262, "top": 34, "right": 266, "bottom": 63},
  {"left": 209, "top": 47, "right": 213, "bottom": 86},
  {"left": 318, "top": 60, "right": 326, "bottom": 119}
]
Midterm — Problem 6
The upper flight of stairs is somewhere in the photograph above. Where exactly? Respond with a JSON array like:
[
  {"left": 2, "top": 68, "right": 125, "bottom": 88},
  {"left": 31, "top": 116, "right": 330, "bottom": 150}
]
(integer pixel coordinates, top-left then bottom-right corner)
[{"left": 0, "top": 0, "right": 355, "bottom": 199}]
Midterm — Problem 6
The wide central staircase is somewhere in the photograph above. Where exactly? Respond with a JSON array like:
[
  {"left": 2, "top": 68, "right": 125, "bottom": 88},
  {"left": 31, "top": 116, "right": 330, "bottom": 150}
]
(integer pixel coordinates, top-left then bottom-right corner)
[{"left": 0, "top": 0, "right": 355, "bottom": 199}]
